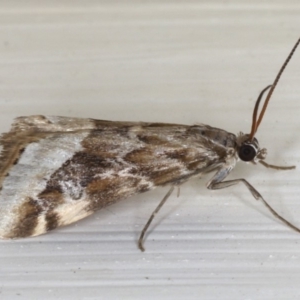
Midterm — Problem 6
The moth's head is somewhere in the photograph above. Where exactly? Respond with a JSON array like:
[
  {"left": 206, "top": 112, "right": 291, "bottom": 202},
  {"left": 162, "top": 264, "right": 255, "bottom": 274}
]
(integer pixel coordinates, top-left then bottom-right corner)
[{"left": 236, "top": 133, "right": 267, "bottom": 163}]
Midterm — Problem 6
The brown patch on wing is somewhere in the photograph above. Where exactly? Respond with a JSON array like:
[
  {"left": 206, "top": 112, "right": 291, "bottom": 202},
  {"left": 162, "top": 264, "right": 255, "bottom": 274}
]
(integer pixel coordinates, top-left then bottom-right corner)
[
  {"left": 45, "top": 211, "right": 59, "bottom": 231},
  {"left": 92, "top": 119, "right": 140, "bottom": 128},
  {"left": 164, "top": 149, "right": 210, "bottom": 171},
  {"left": 186, "top": 160, "right": 205, "bottom": 171},
  {"left": 149, "top": 167, "right": 183, "bottom": 186},
  {"left": 124, "top": 148, "right": 155, "bottom": 164},
  {"left": 81, "top": 130, "right": 124, "bottom": 157},
  {"left": 124, "top": 148, "right": 188, "bottom": 185},
  {"left": 137, "top": 134, "right": 168, "bottom": 146},
  {"left": 164, "top": 148, "right": 197, "bottom": 166},
  {"left": 10, "top": 197, "right": 43, "bottom": 238},
  {"left": 86, "top": 176, "right": 141, "bottom": 212},
  {"left": 38, "top": 189, "right": 65, "bottom": 209},
  {"left": 146, "top": 122, "right": 182, "bottom": 128}
]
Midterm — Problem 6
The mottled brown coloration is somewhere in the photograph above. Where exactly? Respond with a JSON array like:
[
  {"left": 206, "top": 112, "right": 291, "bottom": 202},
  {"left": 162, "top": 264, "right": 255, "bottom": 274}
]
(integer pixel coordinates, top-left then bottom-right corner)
[
  {"left": 0, "top": 116, "right": 238, "bottom": 239},
  {"left": 81, "top": 132, "right": 119, "bottom": 158},
  {"left": 150, "top": 167, "right": 183, "bottom": 186},
  {"left": 86, "top": 176, "right": 142, "bottom": 212},
  {"left": 38, "top": 189, "right": 65, "bottom": 209},
  {"left": 137, "top": 134, "right": 168, "bottom": 146},
  {"left": 45, "top": 211, "right": 59, "bottom": 231},
  {"left": 9, "top": 198, "right": 43, "bottom": 238},
  {"left": 164, "top": 148, "right": 210, "bottom": 170},
  {"left": 124, "top": 148, "right": 155, "bottom": 164}
]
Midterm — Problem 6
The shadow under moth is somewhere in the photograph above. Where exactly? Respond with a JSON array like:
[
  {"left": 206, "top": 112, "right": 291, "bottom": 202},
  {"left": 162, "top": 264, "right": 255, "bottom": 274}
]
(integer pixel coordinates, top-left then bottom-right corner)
[{"left": 0, "top": 38, "right": 299, "bottom": 252}]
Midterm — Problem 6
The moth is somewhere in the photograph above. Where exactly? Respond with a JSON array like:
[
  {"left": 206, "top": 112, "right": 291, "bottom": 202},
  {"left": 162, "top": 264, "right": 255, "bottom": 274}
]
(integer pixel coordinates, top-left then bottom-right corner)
[{"left": 0, "top": 39, "right": 299, "bottom": 252}]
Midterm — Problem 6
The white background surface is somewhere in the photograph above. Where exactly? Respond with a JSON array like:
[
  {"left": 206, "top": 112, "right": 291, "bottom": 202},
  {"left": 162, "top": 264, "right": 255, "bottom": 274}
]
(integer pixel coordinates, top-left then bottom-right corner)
[{"left": 0, "top": 1, "right": 300, "bottom": 299}]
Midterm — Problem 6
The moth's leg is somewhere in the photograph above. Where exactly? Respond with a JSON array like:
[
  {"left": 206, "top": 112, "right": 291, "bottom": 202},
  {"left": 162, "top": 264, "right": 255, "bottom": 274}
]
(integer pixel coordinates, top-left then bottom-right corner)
[
  {"left": 259, "top": 160, "right": 296, "bottom": 170},
  {"left": 138, "top": 186, "right": 175, "bottom": 252},
  {"left": 207, "top": 167, "right": 300, "bottom": 234}
]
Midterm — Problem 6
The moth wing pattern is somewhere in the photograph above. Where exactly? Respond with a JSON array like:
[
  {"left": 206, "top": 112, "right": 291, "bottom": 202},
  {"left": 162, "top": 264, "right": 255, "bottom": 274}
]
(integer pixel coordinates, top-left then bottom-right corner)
[{"left": 0, "top": 115, "right": 235, "bottom": 239}]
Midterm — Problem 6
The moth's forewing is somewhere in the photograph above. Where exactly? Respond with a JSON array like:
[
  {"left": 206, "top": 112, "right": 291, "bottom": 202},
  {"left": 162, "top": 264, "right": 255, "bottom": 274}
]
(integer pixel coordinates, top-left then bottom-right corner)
[{"left": 0, "top": 116, "right": 235, "bottom": 238}]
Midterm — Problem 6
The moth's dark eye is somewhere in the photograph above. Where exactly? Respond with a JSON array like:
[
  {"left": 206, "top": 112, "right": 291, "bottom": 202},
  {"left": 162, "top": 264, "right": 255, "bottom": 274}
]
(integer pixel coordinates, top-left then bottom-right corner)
[{"left": 238, "top": 144, "right": 257, "bottom": 162}]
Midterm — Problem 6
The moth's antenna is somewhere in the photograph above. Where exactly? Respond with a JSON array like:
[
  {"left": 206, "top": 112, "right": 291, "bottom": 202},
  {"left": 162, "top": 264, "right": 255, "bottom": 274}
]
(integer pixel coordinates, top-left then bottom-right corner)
[
  {"left": 249, "top": 85, "right": 271, "bottom": 140},
  {"left": 252, "top": 38, "right": 300, "bottom": 137}
]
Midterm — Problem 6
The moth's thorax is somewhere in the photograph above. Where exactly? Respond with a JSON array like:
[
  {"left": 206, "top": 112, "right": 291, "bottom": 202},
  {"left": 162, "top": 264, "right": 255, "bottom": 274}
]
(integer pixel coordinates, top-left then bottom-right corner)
[{"left": 189, "top": 125, "right": 236, "bottom": 149}]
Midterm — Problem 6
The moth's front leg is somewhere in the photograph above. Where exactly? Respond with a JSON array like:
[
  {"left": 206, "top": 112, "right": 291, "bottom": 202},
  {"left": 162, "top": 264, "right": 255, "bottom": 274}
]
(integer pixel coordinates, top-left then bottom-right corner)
[
  {"left": 207, "top": 170, "right": 263, "bottom": 200},
  {"left": 206, "top": 161, "right": 300, "bottom": 234}
]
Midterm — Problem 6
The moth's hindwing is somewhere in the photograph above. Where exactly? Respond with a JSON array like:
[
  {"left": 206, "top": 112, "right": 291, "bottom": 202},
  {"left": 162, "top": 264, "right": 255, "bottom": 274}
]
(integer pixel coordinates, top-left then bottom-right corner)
[{"left": 0, "top": 115, "right": 236, "bottom": 238}]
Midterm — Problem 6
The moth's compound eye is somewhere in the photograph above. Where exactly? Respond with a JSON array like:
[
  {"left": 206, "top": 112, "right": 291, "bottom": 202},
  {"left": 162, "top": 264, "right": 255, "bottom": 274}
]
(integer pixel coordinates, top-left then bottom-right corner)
[{"left": 238, "top": 143, "right": 257, "bottom": 162}]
